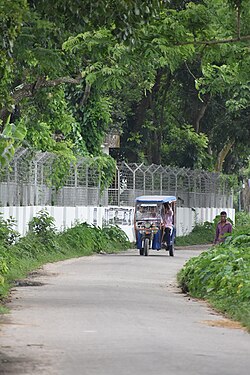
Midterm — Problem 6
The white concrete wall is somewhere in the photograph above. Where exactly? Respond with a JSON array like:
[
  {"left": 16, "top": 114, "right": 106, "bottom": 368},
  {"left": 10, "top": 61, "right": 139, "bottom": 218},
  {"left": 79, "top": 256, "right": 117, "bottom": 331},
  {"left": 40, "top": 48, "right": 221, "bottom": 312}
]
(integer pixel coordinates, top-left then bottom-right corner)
[
  {"left": 176, "top": 207, "right": 235, "bottom": 237},
  {"left": 0, "top": 205, "right": 235, "bottom": 242}
]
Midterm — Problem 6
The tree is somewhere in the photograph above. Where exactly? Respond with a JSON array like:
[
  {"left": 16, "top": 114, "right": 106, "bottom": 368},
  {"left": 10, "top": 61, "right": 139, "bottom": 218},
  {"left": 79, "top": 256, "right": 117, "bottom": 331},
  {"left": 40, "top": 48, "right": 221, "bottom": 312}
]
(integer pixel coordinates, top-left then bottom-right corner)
[
  {"left": 0, "top": 0, "right": 249, "bottom": 175},
  {"left": 119, "top": 0, "right": 250, "bottom": 170}
]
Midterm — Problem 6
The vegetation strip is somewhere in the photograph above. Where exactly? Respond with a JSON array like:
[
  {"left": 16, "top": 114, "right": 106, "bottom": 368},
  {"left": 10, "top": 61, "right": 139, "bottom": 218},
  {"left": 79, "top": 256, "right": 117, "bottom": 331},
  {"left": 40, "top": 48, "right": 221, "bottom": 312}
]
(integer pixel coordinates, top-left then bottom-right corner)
[
  {"left": 177, "top": 212, "right": 250, "bottom": 331},
  {"left": 0, "top": 210, "right": 130, "bottom": 309}
]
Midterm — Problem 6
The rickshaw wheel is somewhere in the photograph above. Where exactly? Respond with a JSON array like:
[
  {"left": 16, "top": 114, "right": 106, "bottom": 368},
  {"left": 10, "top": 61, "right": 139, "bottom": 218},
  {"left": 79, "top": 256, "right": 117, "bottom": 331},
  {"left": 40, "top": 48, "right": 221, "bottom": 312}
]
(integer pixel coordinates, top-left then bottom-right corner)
[
  {"left": 169, "top": 245, "right": 174, "bottom": 257},
  {"left": 139, "top": 248, "right": 144, "bottom": 256},
  {"left": 144, "top": 238, "right": 149, "bottom": 256}
]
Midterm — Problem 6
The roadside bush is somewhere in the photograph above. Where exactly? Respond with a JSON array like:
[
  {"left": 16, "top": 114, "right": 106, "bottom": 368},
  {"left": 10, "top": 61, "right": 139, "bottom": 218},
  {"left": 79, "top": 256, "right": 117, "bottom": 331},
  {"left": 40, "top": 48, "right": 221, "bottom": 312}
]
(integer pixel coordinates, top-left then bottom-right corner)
[
  {"left": 0, "top": 214, "right": 20, "bottom": 246},
  {"left": 176, "top": 221, "right": 214, "bottom": 246},
  {"left": 102, "top": 225, "right": 130, "bottom": 248},
  {"left": 0, "top": 252, "right": 8, "bottom": 287},
  {"left": 28, "top": 209, "right": 57, "bottom": 244},
  {"left": 177, "top": 228, "right": 250, "bottom": 330},
  {"left": 235, "top": 211, "right": 250, "bottom": 227},
  {"left": 58, "top": 223, "right": 130, "bottom": 254}
]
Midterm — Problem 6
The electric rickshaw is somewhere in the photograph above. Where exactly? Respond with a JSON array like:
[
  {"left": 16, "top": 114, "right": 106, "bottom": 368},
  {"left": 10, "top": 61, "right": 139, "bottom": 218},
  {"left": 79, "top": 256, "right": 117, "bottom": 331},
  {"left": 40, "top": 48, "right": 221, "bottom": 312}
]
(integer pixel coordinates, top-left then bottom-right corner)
[{"left": 134, "top": 195, "right": 176, "bottom": 256}]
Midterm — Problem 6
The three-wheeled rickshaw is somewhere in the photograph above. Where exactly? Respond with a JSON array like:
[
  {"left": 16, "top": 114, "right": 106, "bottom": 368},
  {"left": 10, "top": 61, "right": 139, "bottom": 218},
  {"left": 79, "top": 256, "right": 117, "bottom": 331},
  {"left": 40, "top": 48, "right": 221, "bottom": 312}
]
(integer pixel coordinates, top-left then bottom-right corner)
[{"left": 134, "top": 195, "right": 176, "bottom": 256}]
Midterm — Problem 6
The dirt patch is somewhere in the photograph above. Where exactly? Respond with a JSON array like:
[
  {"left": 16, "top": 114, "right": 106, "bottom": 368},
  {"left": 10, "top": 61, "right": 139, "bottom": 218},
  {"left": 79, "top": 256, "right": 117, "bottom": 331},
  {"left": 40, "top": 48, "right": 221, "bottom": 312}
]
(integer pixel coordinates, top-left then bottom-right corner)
[
  {"left": 28, "top": 269, "right": 54, "bottom": 278},
  {"left": 200, "top": 319, "right": 247, "bottom": 330},
  {"left": 14, "top": 280, "right": 44, "bottom": 287},
  {"left": 12, "top": 268, "right": 59, "bottom": 288}
]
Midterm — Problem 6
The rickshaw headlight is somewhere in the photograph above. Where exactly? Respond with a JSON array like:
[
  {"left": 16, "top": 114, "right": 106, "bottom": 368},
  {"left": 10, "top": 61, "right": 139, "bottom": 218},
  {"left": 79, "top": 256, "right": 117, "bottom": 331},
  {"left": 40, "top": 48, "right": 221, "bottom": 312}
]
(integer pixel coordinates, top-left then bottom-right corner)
[{"left": 145, "top": 222, "right": 151, "bottom": 228}]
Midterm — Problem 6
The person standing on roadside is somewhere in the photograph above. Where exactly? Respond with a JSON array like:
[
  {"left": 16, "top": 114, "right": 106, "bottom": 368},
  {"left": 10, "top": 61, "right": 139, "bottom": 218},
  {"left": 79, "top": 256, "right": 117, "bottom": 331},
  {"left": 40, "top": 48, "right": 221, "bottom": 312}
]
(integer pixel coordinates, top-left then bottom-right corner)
[{"left": 214, "top": 211, "right": 232, "bottom": 244}]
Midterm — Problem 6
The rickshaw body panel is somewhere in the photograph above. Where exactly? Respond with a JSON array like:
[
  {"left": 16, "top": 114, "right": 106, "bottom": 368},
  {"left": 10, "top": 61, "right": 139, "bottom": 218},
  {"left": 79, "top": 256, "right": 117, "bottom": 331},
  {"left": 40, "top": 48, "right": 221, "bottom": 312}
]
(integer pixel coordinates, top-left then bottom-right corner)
[{"left": 134, "top": 195, "right": 177, "bottom": 254}]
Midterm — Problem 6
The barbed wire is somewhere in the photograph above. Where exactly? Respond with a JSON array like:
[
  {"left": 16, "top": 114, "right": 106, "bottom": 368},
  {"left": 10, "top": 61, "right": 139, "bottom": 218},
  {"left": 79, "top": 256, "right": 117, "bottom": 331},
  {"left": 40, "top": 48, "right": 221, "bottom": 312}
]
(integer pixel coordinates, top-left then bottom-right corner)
[{"left": 0, "top": 149, "right": 233, "bottom": 208}]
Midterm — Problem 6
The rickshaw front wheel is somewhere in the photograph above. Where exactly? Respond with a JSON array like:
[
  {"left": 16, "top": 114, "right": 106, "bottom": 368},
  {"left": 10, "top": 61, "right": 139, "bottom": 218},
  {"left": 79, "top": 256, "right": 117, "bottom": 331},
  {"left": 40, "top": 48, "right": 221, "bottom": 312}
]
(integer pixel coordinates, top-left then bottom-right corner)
[{"left": 144, "top": 238, "right": 149, "bottom": 256}]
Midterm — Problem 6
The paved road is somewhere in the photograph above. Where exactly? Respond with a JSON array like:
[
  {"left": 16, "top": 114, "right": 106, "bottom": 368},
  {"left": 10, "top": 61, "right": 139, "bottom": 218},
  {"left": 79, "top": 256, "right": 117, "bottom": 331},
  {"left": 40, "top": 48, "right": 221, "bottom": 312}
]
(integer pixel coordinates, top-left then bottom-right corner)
[{"left": 0, "top": 247, "right": 249, "bottom": 375}]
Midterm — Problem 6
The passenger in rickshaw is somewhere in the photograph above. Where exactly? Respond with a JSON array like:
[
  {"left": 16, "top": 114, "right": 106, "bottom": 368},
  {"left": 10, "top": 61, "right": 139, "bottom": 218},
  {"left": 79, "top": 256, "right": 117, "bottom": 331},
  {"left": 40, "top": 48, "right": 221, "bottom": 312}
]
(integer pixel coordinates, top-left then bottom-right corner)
[
  {"left": 150, "top": 206, "right": 157, "bottom": 218},
  {"left": 161, "top": 202, "right": 173, "bottom": 250}
]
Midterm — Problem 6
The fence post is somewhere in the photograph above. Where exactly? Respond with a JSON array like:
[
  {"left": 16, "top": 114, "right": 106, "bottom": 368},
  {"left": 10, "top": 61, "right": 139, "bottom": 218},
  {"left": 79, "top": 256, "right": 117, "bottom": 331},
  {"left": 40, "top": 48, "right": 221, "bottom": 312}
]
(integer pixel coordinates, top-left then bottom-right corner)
[
  {"left": 74, "top": 164, "right": 78, "bottom": 207},
  {"left": 117, "top": 166, "right": 121, "bottom": 206}
]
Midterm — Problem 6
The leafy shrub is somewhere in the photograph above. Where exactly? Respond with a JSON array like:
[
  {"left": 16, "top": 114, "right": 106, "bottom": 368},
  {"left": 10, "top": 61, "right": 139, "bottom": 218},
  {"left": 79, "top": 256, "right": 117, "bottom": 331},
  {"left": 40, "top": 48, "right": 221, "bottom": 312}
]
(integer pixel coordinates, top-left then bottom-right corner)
[
  {"left": 0, "top": 245, "right": 9, "bottom": 296},
  {"left": 0, "top": 214, "right": 20, "bottom": 246},
  {"left": 176, "top": 221, "right": 215, "bottom": 246},
  {"left": 177, "top": 228, "right": 250, "bottom": 330},
  {"left": 235, "top": 211, "right": 250, "bottom": 227},
  {"left": 58, "top": 222, "right": 101, "bottom": 254},
  {"left": 28, "top": 209, "right": 56, "bottom": 244},
  {"left": 58, "top": 223, "right": 130, "bottom": 254},
  {"left": 102, "top": 225, "right": 130, "bottom": 244},
  {"left": 0, "top": 256, "right": 8, "bottom": 285}
]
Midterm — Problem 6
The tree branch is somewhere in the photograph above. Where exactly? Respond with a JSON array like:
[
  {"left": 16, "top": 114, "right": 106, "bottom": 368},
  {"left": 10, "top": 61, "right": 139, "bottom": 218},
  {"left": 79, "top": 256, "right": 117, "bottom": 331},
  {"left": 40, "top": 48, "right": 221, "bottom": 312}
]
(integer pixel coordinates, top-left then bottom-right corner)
[
  {"left": 175, "top": 34, "right": 250, "bottom": 47},
  {"left": 12, "top": 75, "right": 82, "bottom": 105},
  {"left": 237, "top": 4, "right": 241, "bottom": 39},
  {"left": 79, "top": 83, "right": 92, "bottom": 106}
]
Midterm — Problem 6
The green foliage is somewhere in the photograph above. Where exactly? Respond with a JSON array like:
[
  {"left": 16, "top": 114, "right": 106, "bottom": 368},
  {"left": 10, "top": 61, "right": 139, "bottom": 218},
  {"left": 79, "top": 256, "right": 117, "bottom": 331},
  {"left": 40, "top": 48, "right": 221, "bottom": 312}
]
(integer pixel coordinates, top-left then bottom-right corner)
[
  {"left": 59, "top": 222, "right": 129, "bottom": 254},
  {"left": 102, "top": 225, "right": 130, "bottom": 245},
  {"left": 28, "top": 209, "right": 56, "bottom": 243},
  {"left": 0, "top": 0, "right": 28, "bottom": 110},
  {"left": 0, "top": 214, "right": 20, "bottom": 246},
  {"left": 0, "top": 252, "right": 8, "bottom": 288},
  {"left": 29, "top": 0, "right": 163, "bottom": 41},
  {"left": 48, "top": 144, "right": 76, "bottom": 189},
  {"left": 161, "top": 125, "right": 209, "bottom": 169},
  {"left": 235, "top": 211, "right": 250, "bottom": 227},
  {"left": 0, "top": 118, "right": 27, "bottom": 167},
  {"left": 80, "top": 95, "right": 113, "bottom": 155},
  {"left": 178, "top": 222, "right": 250, "bottom": 330},
  {"left": 87, "top": 154, "right": 116, "bottom": 192},
  {"left": 176, "top": 221, "right": 215, "bottom": 246},
  {"left": 1, "top": 0, "right": 250, "bottom": 175}
]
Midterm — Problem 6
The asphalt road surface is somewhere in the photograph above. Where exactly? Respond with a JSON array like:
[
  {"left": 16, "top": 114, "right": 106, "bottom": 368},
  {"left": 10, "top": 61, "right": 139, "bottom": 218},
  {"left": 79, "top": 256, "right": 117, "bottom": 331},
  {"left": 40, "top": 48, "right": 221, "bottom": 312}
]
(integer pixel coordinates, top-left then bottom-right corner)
[{"left": 0, "top": 246, "right": 249, "bottom": 375}]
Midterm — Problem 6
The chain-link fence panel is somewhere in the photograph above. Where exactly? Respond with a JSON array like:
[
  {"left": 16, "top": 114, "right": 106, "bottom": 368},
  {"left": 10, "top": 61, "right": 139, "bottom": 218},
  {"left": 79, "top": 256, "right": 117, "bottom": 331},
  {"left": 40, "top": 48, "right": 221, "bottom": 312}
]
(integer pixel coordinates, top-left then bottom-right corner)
[
  {"left": 112, "top": 162, "right": 234, "bottom": 208},
  {"left": 0, "top": 150, "right": 234, "bottom": 208}
]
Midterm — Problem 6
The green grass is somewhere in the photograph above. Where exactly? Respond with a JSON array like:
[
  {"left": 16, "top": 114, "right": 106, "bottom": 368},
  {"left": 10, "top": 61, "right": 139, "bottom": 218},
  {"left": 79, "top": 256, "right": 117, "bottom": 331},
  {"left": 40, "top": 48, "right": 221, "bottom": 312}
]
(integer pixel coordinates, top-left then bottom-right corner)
[{"left": 0, "top": 305, "right": 9, "bottom": 314}]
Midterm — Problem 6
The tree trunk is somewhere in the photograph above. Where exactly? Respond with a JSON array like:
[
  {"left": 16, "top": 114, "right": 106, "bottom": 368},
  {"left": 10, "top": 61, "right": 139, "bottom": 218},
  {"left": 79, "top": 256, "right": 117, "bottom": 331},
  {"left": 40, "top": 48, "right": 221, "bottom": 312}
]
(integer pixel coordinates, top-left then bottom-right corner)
[
  {"left": 215, "top": 140, "right": 235, "bottom": 172},
  {"left": 149, "top": 69, "right": 174, "bottom": 164},
  {"left": 195, "top": 95, "right": 210, "bottom": 133},
  {"left": 151, "top": 71, "right": 172, "bottom": 164}
]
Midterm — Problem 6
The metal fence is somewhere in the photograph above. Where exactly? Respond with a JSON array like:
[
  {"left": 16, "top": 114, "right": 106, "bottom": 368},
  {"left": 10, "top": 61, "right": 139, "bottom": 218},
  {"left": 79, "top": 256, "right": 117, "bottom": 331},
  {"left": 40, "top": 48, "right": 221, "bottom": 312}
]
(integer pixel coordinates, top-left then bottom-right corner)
[{"left": 0, "top": 149, "right": 233, "bottom": 208}]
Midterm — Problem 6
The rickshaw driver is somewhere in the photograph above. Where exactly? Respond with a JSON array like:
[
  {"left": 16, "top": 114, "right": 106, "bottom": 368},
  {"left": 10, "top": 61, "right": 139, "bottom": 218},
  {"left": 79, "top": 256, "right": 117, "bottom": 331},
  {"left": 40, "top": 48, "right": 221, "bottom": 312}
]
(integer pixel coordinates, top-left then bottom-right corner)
[{"left": 161, "top": 202, "right": 173, "bottom": 250}]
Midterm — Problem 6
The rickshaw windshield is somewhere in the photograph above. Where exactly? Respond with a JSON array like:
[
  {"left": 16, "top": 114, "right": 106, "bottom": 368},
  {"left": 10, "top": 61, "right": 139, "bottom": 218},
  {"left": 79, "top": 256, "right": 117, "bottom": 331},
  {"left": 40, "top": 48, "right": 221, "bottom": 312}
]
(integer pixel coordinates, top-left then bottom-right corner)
[{"left": 135, "top": 203, "right": 161, "bottom": 221}]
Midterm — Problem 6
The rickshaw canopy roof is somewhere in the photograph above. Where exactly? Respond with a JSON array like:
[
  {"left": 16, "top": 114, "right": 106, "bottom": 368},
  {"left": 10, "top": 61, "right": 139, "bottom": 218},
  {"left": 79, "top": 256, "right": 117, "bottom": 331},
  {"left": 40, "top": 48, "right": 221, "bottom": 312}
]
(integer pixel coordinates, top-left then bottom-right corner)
[{"left": 135, "top": 195, "right": 177, "bottom": 204}]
